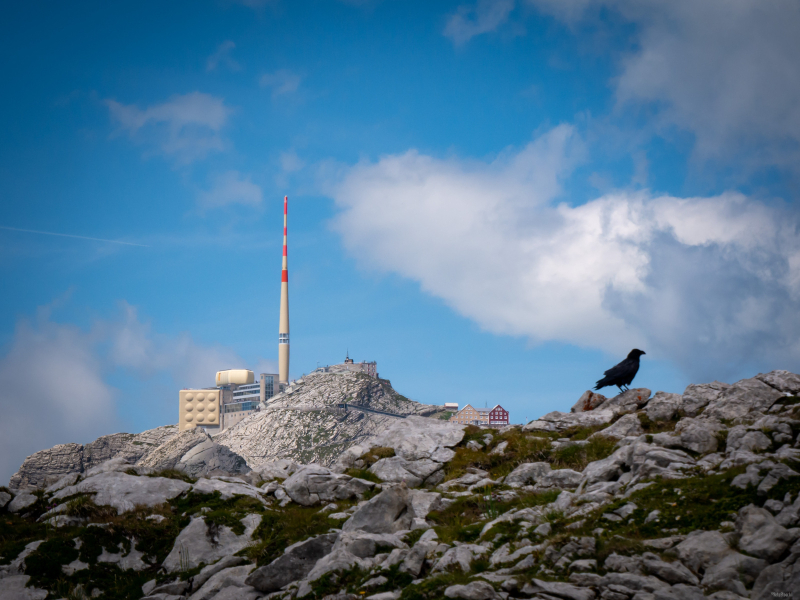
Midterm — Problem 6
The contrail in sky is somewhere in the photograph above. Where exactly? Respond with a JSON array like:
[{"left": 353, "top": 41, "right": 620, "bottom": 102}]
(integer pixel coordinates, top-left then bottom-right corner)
[{"left": 0, "top": 225, "right": 148, "bottom": 247}]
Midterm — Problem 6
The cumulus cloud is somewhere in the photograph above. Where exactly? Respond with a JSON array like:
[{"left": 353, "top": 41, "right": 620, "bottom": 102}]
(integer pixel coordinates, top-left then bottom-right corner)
[
  {"left": 106, "top": 92, "right": 231, "bottom": 164},
  {"left": 259, "top": 70, "right": 302, "bottom": 96},
  {"left": 444, "top": 0, "right": 515, "bottom": 45},
  {"left": 207, "top": 40, "right": 241, "bottom": 72},
  {"left": 197, "top": 171, "right": 263, "bottom": 211},
  {"left": 328, "top": 126, "right": 800, "bottom": 381},
  {"left": 527, "top": 0, "right": 800, "bottom": 165},
  {"left": 0, "top": 301, "right": 254, "bottom": 485}
]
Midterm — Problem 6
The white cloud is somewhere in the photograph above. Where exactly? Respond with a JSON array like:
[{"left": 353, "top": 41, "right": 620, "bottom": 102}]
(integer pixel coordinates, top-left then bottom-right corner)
[
  {"left": 259, "top": 70, "right": 302, "bottom": 96},
  {"left": 328, "top": 126, "right": 800, "bottom": 381},
  {"left": 444, "top": 0, "right": 515, "bottom": 45},
  {"left": 0, "top": 300, "right": 260, "bottom": 485},
  {"left": 197, "top": 171, "right": 263, "bottom": 211},
  {"left": 527, "top": 0, "right": 800, "bottom": 165},
  {"left": 207, "top": 40, "right": 241, "bottom": 72},
  {"left": 106, "top": 92, "right": 231, "bottom": 164}
]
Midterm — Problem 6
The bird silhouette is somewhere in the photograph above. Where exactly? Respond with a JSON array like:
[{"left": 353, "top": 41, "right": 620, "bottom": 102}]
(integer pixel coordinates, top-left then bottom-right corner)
[{"left": 594, "top": 349, "right": 646, "bottom": 392}]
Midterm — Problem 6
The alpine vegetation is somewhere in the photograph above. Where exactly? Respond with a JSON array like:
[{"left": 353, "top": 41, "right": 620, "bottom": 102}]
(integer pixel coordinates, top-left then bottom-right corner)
[{"left": 1, "top": 369, "right": 799, "bottom": 600}]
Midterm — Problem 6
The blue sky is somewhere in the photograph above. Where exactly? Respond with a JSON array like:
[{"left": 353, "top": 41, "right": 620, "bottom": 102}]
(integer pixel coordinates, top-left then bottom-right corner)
[{"left": 2, "top": 0, "right": 799, "bottom": 483}]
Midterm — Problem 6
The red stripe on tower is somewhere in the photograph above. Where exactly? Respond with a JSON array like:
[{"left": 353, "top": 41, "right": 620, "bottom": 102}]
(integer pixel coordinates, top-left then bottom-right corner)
[
  {"left": 284, "top": 195, "right": 288, "bottom": 214},
  {"left": 281, "top": 270, "right": 288, "bottom": 282}
]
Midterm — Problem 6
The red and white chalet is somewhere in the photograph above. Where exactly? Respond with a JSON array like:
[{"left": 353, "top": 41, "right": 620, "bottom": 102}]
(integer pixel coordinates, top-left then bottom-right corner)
[{"left": 450, "top": 404, "right": 509, "bottom": 427}]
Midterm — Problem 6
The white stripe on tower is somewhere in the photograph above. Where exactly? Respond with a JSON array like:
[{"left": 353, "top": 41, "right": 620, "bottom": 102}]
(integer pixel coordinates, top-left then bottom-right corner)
[{"left": 278, "top": 195, "right": 290, "bottom": 385}]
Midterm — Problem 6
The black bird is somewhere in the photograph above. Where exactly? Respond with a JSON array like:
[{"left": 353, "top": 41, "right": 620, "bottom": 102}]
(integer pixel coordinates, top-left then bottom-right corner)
[{"left": 594, "top": 349, "right": 646, "bottom": 392}]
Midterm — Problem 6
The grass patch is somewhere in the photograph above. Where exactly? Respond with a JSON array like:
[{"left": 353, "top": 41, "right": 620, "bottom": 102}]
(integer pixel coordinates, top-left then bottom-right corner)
[
  {"left": 65, "top": 496, "right": 116, "bottom": 520},
  {"left": 244, "top": 503, "right": 338, "bottom": 566},
  {"left": 358, "top": 447, "right": 396, "bottom": 468},
  {"left": 567, "top": 467, "right": 800, "bottom": 543},
  {"left": 551, "top": 437, "right": 617, "bottom": 471},
  {"left": 399, "top": 572, "right": 477, "bottom": 600},
  {"left": 344, "top": 468, "right": 382, "bottom": 483},
  {"left": 637, "top": 412, "right": 682, "bottom": 433}
]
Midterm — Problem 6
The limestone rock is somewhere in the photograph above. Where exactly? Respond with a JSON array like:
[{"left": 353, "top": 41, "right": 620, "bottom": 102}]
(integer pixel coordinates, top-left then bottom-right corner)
[
  {"left": 0, "top": 490, "right": 11, "bottom": 509},
  {"left": 215, "top": 372, "right": 444, "bottom": 469},
  {"left": 594, "top": 414, "right": 643, "bottom": 440},
  {"left": 191, "top": 477, "right": 267, "bottom": 502},
  {"left": 136, "top": 428, "right": 210, "bottom": 472},
  {"left": 680, "top": 381, "right": 730, "bottom": 417},
  {"left": 343, "top": 485, "right": 413, "bottom": 533},
  {"left": 726, "top": 426, "right": 771, "bottom": 454},
  {"left": 254, "top": 458, "right": 299, "bottom": 480},
  {"left": 674, "top": 531, "right": 734, "bottom": 573},
  {"left": 369, "top": 456, "right": 443, "bottom": 488},
  {"left": 703, "top": 377, "right": 783, "bottom": 420},
  {"left": 245, "top": 533, "right": 338, "bottom": 593},
  {"left": 646, "top": 392, "right": 683, "bottom": 422},
  {"left": 283, "top": 464, "right": 374, "bottom": 506},
  {"left": 595, "top": 388, "right": 652, "bottom": 417},
  {"left": 162, "top": 515, "right": 261, "bottom": 572},
  {"left": 52, "top": 471, "right": 191, "bottom": 514},
  {"left": 736, "top": 504, "right": 794, "bottom": 561},
  {"left": 433, "top": 544, "right": 488, "bottom": 572},
  {"left": 178, "top": 439, "right": 250, "bottom": 477},
  {"left": 755, "top": 370, "right": 800, "bottom": 395},
  {"left": 444, "top": 580, "right": 502, "bottom": 600},
  {"left": 188, "top": 564, "right": 255, "bottom": 600},
  {"left": 524, "top": 410, "right": 615, "bottom": 432},
  {"left": 9, "top": 425, "right": 179, "bottom": 489},
  {"left": 8, "top": 493, "right": 37, "bottom": 513},
  {"left": 571, "top": 391, "right": 608, "bottom": 413},
  {"left": 640, "top": 552, "right": 698, "bottom": 585}
]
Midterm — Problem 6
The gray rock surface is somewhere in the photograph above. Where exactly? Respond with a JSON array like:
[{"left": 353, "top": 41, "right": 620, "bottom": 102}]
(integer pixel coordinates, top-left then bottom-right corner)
[
  {"left": 246, "top": 532, "right": 338, "bottom": 592},
  {"left": 735, "top": 504, "right": 794, "bottom": 561},
  {"left": 178, "top": 438, "right": 250, "bottom": 477},
  {"left": 52, "top": 471, "right": 191, "bottom": 514},
  {"left": 703, "top": 377, "right": 783, "bottom": 420},
  {"left": 444, "top": 580, "right": 502, "bottom": 600},
  {"left": 9, "top": 425, "right": 178, "bottom": 488},
  {"left": 645, "top": 392, "right": 683, "bottom": 422},
  {"left": 162, "top": 515, "right": 261, "bottom": 572},
  {"left": 0, "top": 575, "right": 48, "bottom": 600},
  {"left": 343, "top": 485, "right": 413, "bottom": 533},
  {"left": 283, "top": 464, "right": 374, "bottom": 506}
]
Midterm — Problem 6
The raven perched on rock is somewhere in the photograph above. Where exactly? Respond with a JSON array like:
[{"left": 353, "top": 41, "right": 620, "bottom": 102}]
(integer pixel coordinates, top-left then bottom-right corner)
[{"left": 594, "top": 349, "right": 646, "bottom": 392}]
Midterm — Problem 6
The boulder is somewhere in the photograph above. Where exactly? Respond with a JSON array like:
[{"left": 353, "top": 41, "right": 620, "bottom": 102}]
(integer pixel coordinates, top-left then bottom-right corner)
[
  {"left": 674, "top": 418, "right": 721, "bottom": 454},
  {"left": 178, "top": 439, "right": 250, "bottom": 477},
  {"left": 8, "top": 493, "right": 37, "bottom": 513},
  {"left": 162, "top": 515, "right": 261, "bottom": 572},
  {"left": 755, "top": 370, "right": 800, "bottom": 395},
  {"left": 524, "top": 578, "right": 596, "bottom": 600},
  {"left": 283, "top": 464, "right": 374, "bottom": 506},
  {"left": 571, "top": 391, "right": 608, "bottom": 413},
  {"left": 0, "top": 490, "right": 11, "bottom": 509},
  {"left": 188, "top": 564, "right": 255, "bottom": 600},
  {"left": 245, "top": 532, "right": 338, "bottom": 593},
  {"left": 444, "top": 580, "right": 502, "bottom": 600},
  {"left": 366, "top": 416, "right": 466, "bottom": 461},
  {"left": 524, "top": 410, "right": 615, "bottom": 432},
  {"left": 433, "top": 544, "right": 488, "bottom": 572},
  {"left": 674, "top": 531, "right": 734, "bottom": 573},
  {"left": 333, "top": 531, "right": 407, "bottom": 558},
  {"left": 504, "top": 462, "right": 551, "bottom": 487},
  {"left": 703, "top": 377, "right": 783, "bottom": 421},
  {"left": 343, "top": 485, "right": 413, "bottom": 534},
  {"left": 736, "top": 504, "right": 794, "bottom": 561},
  {"left": 595, "top": 388, "right": 652, "bottom": 417},
  {"left": 191, "top": 556, "right": 248, "bottom": 591},
  {"left": 640, "top": 552, "right": 698, "bottom": 585},
  {"left": 726, "top": 427, "right": 771, "bottom": 454},
  {"left": 752, "top": 553, "right": 800, "bottom": 600},
  {"left": 594, "top": 414, "right": 643, "bottom": 440},
  {"left": 190, "top": 478, "right": 267, "bottom": 502},
  {"left": 254, "top": 459, "right": 299, "bottom": 481},
  {"left": 646, "top": 393, "right": 683, "bottom": 422},
  {"left": 369, "top": 456, "right": 443, "bottom": 488},
  {"left": 680, "top": 382, "right": 730, "bottom": 417},
  {"left": 701, "top": 551, "right": 766, "bottom": 595},
  {"left": 52, "top": 471, "right": 191, "bottom": 514},
  {"left": 136, "top": 428, "right": 210, "bottom": 472}
]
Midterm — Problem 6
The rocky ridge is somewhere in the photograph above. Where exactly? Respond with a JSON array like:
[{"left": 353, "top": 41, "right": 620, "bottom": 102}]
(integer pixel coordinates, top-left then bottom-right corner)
[
  {"left": 8, "top": 372, "right": 443, "bottom": 491},
  {"left": 1, "top": 369, "right": 799, "bottom": 600}
]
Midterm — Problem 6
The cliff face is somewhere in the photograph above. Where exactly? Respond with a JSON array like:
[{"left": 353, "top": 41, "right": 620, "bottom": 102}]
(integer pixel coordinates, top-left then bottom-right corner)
[
  {"left": 215, "top": 371, "right": 444, "bottom": 468},
  {"left": 8, "top": 425, "right": 179, "bottom": 489}
]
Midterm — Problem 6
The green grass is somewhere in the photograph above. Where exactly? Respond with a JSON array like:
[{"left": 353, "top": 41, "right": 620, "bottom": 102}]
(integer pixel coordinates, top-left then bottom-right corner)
[
  {"left": 244, "top": 503, "right": 343, "bottom": 566},
  {"left": 637, "top": 412, "right": 680, "bottom": 433},
  {"left": 443, "top": 428, "right": 617, "bottom": 481},
  {"left": 358, "top": 446, "right": 396, "bottom": 468},
  {"left": 344, "top": 468, "right": 382, "bottom": 483}
]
